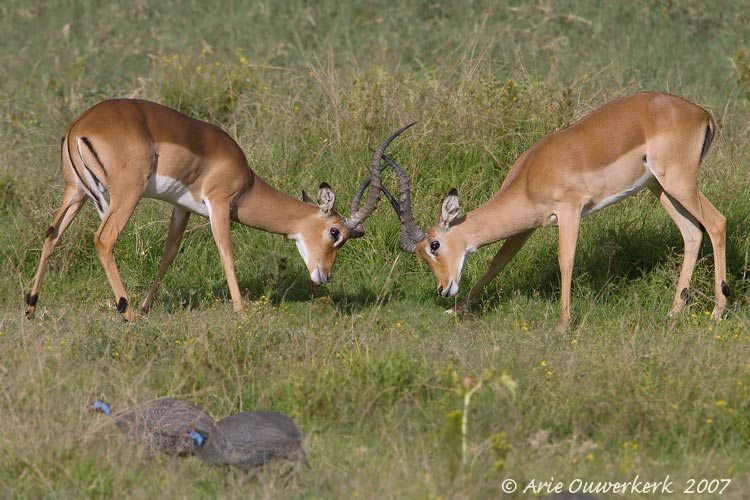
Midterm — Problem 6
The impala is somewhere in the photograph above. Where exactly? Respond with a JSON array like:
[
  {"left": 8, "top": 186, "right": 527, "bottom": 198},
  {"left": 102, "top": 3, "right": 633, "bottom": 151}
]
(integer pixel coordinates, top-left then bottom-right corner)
[
  {"left": 25, "top": 99, "right": 407, "bottom": 320},
  {"left": 381, "top": 92, "right": 728, "bottom": 329}
]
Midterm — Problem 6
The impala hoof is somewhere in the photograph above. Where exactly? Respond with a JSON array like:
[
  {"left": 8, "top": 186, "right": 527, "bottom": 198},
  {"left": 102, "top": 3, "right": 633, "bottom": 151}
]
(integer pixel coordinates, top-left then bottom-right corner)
[{"left": 710, "top": 306, "right": 725, "bottom": 321}]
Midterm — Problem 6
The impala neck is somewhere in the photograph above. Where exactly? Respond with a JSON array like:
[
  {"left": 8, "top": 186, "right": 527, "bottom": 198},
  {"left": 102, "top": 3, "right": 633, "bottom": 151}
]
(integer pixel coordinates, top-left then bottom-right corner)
[
  {"left": 456, "top": 185, "right": 538, "bottom": 251},
  {"left": 234, "top": 175, "right": 319, "bottom": 235}
]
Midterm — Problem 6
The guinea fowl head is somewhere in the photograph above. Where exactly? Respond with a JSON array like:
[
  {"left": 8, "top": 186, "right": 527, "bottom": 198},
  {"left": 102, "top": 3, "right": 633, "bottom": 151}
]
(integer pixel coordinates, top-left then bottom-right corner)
[
  {"left": 85, "top": 398, "right": 111, "bottom": 415},
  {"left": 184, "top": 429, "right": 206, "bottom": 447}
]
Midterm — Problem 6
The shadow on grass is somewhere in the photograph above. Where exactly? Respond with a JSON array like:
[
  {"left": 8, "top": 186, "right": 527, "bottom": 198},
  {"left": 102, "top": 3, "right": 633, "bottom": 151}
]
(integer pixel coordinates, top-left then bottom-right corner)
[{"left": 146, "top": 272, "right": 384, "bottom": 315}]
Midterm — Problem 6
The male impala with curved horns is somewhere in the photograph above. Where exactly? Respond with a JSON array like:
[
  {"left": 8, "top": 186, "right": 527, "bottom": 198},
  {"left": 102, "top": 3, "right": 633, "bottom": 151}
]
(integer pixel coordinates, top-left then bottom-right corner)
[
  {"left": 383, "top": 92, "right": 728, "bottom": 329},
  {"left": 25, "top": 99, "right": 407, "bottom": 321}
]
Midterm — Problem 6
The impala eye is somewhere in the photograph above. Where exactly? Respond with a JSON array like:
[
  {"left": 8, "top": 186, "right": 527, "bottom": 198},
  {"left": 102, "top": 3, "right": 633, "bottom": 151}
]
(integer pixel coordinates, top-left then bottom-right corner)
[
  {"left": 429, "top": 240, "right": 440, "bottom": 253},
  {"left": 329, "top": 227, "right": 341, "bottom": 241}
]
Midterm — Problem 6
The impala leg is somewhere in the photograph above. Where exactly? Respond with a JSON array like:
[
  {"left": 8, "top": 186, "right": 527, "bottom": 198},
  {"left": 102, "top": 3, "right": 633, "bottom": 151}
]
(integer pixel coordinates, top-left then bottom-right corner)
[
  {"left": 656, "top": 175, "right": 728, "bottom": 319},
  {"left": 206, "top": 200, "right": 243, "bottom": 313},
  {"left": 140, "top": 206, "right": 191, "bottom": 313},
  {"left": 93, "top": 190, "right": 144, "bottom": 322},
  {"left": 455, "top": 230, "right": 535, "bottom": 314},
  {"left": 555, "top": 208, "right": 582, "bottom": 331},
  {"left": 649, "top": 185, "right": 704, "bottom": 316},
  {"left": 25, "top": 186, "right": 87, "bottom": 319},
  {"left": 698, "top": 192, "right": 729, "bottom": 318},
  {"left": 668, "top": 191, "right": 727, "bottom": 318}
]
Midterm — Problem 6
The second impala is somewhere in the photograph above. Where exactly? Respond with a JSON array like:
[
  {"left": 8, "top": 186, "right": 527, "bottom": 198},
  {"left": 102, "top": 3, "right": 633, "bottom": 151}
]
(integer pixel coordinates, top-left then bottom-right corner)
[
  {"left": 25, "top": 99, "right": 407, "bottom": 320},
  {"left": 382, "top": 92, "right": 728, "bottom": 329}
]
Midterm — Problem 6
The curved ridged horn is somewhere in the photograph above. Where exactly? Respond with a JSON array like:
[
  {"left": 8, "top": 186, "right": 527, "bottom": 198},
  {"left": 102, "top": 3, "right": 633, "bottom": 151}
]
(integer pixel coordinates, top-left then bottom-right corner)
[
  {"left": 378, "top": 153, "right": 426, "bottom": 253},
  {"left": 349, "top": 162, "right": 389, "bottom": 217},
  {"left": 344, "top": 122, "right": 417, "bottom": 238}
]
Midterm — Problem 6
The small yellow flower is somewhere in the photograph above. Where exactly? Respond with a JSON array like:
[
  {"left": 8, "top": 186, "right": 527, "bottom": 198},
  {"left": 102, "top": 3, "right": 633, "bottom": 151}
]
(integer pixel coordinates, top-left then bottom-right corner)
[
  {"left": 395, "top": 322, "right": 402, "bottom": 328},
  {"left": 704, "top": 311, "right": 711, "bottom": 316},
  {"left": 587, "top": 453, "right": 595, "bottom": 462},
  {"left": 540, "top": 360, "right": 547, "bottom": 367},
  {"left": 706, "top": 418, "right": 713, "bottom": 424},
  {"left": 571, "top": 338, "right": 577, "bottom": 345},
  {"left": 522, "top": 322, "right": 529, "bottom": 332},
  {"left": 546, "top": 370, "right": 553, "bottom": 376},
  {"left": 716, "top": 400, "right": 727, "bottom": 407}
]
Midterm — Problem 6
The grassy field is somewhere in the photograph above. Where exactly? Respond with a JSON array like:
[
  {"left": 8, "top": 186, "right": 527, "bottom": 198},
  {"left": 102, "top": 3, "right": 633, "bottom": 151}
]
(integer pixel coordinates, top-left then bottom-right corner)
[{"left": 3, "top": 1, "right": 750, "bottom": 498}]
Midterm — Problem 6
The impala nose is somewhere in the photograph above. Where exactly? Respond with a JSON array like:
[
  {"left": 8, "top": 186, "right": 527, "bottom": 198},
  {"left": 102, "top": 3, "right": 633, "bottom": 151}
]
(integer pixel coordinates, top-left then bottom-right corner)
[
  {"left": 439, "top": 280, "right": 458, "bottom": 297},
  {"left": 311, "top": 267, "right": 329, "bottom": 285}
]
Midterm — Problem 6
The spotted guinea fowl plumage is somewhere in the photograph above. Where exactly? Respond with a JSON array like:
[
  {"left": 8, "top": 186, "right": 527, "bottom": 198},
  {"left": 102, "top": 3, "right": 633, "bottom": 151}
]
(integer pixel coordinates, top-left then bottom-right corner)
[
  {"left": 187, "top": 410, "right": 310, "bottom": 470},
  {"left": 86, "top": 397, "right": 217, "bottom": 456}
]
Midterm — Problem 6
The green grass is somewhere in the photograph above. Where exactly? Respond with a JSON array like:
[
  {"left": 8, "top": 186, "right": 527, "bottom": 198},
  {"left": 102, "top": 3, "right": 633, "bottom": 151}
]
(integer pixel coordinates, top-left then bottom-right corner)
[{"left": 3, "top": 0, "right": 750, "bottom": 498}]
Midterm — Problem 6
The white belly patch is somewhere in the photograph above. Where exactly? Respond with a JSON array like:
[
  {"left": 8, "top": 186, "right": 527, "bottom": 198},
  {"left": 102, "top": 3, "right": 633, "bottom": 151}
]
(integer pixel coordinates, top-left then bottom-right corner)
[
  {"left": 581, "top": 171, "right": 655, "bottom": 217},
  {"left": 144, "top": 174, "right": 208, "bottom": 217}
]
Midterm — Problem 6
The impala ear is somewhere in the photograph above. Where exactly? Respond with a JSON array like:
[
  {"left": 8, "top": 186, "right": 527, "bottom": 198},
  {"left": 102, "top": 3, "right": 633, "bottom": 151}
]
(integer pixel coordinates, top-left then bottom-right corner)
[
  {"left": 302, "top": 190, "right": 315, "bottom": 204},
  {"left": 439, "top": 188, "right": 459, "bottom": 231},
  {"left": 317, "top": 182, "right": 335, "bottom": 214}
]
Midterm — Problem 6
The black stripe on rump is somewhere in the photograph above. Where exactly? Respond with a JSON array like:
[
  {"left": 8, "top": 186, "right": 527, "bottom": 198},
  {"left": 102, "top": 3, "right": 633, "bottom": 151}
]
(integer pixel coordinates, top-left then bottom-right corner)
[
  {"left": 73, "top": 137, "right": 106, "bottom": 213},
  {"left": 67, "top": 136, "right": 104, "bottom": 212},
  {"left": 698, "top": 119, "right": 715, "bottom": 165},
  {"left": 80, "top": 136, "right": 107, "bottom": 178}
]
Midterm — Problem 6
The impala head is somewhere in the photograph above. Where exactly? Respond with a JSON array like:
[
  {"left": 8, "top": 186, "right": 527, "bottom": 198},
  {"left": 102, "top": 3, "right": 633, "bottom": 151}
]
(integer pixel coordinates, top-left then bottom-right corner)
[
  {"left": 294, "top": 123, "right": 417, "bottom": 286},
  {"left": 376, "top": 151, "right": 467, "bottom": 297},
  {"left": 296, "top": 184, "right": 352, "bottom": 285},
  {"left": 414, "top": 189, "right": 468, "bottom": 297}
]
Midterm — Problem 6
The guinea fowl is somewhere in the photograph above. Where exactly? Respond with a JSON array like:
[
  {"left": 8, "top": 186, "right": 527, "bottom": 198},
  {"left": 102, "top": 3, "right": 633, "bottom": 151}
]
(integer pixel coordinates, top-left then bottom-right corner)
[
  {"left": 186, "top": 410, "right": 310, "bottom": 470},
  {"left": 86, "top": 397, "right": 217, "bottom": 456}
]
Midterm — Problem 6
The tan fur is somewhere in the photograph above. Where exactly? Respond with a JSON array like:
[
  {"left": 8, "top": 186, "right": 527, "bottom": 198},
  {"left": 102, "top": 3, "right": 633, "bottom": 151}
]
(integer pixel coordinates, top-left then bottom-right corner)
[
  {"left": 26, "top": 99, "right": 352, "bottom": 320},
  {"left": 415, "top": 92, "right": 726, "bottom": 329}
]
